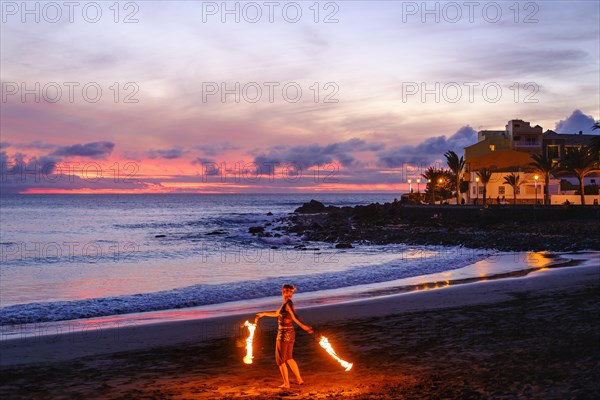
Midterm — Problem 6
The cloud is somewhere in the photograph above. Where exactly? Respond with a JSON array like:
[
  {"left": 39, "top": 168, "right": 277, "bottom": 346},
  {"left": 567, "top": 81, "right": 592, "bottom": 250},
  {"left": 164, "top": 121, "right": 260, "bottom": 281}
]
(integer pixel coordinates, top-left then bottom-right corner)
[
  {"left": 191, "top": 157, "right": 217, "bottom": 165},
  {"left": 191, "top": 157, "right": 220, "bottom": 175},
  {"left": 0, "top": 151, "right": 9, "bottom": 171},
  {"left": 0, "top": 141, "right": 59, "bottom": 152},
  {"left": 0, "top": 150, "right": 157, "bottom": 194},
  {"left": 1, "top": 151, "right": 60, "bottom": 182},
  {"left": 438, "top": 46, "right": 589, "bottom": 81},
  {"left": 377, "top": 126, "right": 476, "bottom": 167},
  {"left": 51, "top": 141, "right": 115, "bottom": 159},
  {"left": 193, "top": 143, "right": 240, "bottom": 157},
  {"left": 555, "top": 109, "right": 597, "bottom": 134},
  {"left": 148, "top": 148, "right": 185, "bottom": 159},
  {"left": 253, "top": 138, "right": 385, "bottom": 170},
  {"left": 12, "top": 141, "right": 57, "bottom": 150}
]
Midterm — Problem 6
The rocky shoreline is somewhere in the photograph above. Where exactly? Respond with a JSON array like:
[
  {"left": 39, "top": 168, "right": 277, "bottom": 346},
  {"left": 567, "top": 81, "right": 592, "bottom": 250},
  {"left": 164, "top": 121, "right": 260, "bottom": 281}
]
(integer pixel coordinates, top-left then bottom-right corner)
[{"left": 254, "top": 200, "right": 600, "bottom": 252}]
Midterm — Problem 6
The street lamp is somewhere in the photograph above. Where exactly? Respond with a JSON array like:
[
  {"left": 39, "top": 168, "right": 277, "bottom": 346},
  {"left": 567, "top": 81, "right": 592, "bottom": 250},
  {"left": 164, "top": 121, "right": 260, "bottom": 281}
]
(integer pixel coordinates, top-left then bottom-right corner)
[
  {"left": 408, "top": 178, "right": 412, "bottom": 194},
  {"left": 428, "top": 178, "right": 432, "bottom": 204},
  {"left": 475, "top": 176, "right": 480, "bottom": 204},
  {"left": 416, "top": 178, "right": 421, "bottom": 194},
  {"left": 534, "top": 175, "right": 539, "bottom": 204}
]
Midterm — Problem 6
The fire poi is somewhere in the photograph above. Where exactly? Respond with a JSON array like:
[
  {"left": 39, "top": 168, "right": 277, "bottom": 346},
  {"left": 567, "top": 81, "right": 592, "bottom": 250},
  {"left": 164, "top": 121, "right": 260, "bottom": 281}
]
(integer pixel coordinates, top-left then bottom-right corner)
[
  {"left": 242, "top": 323, "right": 354, "bottom": 372},
  {"left": 247, "top": 284, "right": 353, "bottom": 388},
  {"left": 318, "top": 335, "right": 353, "bottom": 371},
  {"left": 242, "top": 320, "right": 257, "bottom": 364}
]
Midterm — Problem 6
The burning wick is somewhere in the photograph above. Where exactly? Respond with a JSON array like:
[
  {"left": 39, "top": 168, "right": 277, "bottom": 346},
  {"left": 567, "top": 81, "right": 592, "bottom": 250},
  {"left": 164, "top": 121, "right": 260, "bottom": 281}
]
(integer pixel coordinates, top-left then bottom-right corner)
[
  {"left": 242, "top": 320, "right": 257, "bottom": 364},
  {"left": 318, "top": 336, "right": 353, "bottom": 371}
]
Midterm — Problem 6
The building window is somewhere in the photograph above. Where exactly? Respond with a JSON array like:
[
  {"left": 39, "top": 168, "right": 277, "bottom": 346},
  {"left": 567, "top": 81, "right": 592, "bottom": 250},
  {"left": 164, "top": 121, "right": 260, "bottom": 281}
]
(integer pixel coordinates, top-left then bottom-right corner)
[
  {"left": 472, "top": 186, "right": 477, "bottom": 195},
  {"left": 489, "top": 144, "right": 496, "bottom": 151},
  {"left": 547, "top": 145, "right": 560, "bottom": 159},
  {"left": 565, "top": 145, "right": 581, "bottom": 156},
  {"left": 499, "top": 186, "right": 505, "bottom": 195},
  {"left": 526, "top": 137, "right": 538, "bottom": 145},
  {"left": 479, "top": 187, "right": 484, "bottom": 195}
]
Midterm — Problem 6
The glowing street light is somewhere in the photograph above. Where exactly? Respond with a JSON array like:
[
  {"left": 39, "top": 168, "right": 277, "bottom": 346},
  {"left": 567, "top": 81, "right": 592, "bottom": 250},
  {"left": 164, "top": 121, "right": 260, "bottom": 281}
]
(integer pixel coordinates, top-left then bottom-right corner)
[
  {"left": 436, "top": 178, "right": 444, "bottom": 204},
  {"left": 475, "top": 176, "right": 480, "bottom": 204},
  {"left": 427, "top": 178, "right": 433, "bottom": 204},
  {"left": 416, "top": 178, "right": 421, "bottom": 194},
  {"left": 408, "top": 178, "right": 412, "bottom": 193},
  {"left": 534, "top": 175, "right": 539, "bottom": 204}
]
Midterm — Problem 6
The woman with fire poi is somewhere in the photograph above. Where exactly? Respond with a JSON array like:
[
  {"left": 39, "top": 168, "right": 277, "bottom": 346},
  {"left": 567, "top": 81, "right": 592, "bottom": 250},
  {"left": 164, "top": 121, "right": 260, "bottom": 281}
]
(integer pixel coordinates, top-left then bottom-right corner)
[{"left": 255, "top": 284, "right": 314, "bottom": 388}]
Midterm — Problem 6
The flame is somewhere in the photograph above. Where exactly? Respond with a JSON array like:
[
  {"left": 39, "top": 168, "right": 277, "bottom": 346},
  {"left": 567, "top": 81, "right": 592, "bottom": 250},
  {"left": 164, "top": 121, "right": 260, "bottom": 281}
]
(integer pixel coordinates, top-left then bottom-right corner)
[
  {"left": 318, "top": 336, "right": 353, "bottom": 371},
  {"left": 242, "top": 321, "right": 257, "bottom": 364}
]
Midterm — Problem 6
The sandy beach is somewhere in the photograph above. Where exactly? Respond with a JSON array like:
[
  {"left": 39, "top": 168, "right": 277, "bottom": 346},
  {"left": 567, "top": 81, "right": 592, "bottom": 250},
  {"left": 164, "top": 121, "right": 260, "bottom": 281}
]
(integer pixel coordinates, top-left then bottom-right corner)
[{"left": 1, "top": 254, "right": 599, "bottom": 399}]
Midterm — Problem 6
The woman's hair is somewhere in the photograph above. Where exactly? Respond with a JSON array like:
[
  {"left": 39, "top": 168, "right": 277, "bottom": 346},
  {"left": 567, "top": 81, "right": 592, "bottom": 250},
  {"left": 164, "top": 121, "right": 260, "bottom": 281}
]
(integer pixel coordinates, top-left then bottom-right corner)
[{"left": 282, "top": 284, "right": 296, "bottom": 292}]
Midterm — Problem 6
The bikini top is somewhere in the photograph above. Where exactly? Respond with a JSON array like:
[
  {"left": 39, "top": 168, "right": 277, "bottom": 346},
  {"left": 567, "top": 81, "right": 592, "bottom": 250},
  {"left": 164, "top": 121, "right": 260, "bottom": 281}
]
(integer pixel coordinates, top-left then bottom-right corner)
[{"left": 277, "top": 299, "right": 295, "bottom": 328}]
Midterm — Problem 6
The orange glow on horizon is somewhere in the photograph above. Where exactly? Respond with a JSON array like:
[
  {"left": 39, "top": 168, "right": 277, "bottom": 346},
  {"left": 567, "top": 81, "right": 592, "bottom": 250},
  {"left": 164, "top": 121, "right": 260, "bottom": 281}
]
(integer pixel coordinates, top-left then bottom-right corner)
[
  {"left": 20, "top": 187, "right": 168, "bottom": 195},
  {"left": 7, "top": 154, "right": 414, "bottom": 194},
  {"left": 18, "top": 183, "right": 405, "bottom": 195}
]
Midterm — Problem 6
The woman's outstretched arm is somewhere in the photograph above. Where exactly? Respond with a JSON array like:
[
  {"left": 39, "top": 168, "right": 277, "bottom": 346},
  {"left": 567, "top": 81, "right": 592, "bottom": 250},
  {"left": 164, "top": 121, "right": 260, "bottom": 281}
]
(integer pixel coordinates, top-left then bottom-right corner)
[
  {"left": 255, "top": 311, "right": 278, "bottom": 320},
  {"left": 286, "top": 304, "right": 313, "bottom": 333}
]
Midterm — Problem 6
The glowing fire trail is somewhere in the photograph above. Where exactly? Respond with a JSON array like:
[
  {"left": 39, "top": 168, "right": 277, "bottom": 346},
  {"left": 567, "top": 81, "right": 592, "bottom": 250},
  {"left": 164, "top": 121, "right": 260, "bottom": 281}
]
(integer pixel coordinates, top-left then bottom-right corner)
[
  {"left": 318, "top": 336, "right": 353, "bottom": 371},
  {"left": 242, "top": 320, "right": 257, "bottom": 364}
]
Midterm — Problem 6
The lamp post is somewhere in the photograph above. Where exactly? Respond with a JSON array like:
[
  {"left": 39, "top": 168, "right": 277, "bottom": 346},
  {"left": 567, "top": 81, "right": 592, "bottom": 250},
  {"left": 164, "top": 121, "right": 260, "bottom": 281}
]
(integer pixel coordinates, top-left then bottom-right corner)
[
  {"left": 475, "top": 176, "right": 480, "bottom": 205},
  {"left": 534, "top": 175, "right": 539, "bottom": 205},
  {"left": 408, "top": 178, "right": 412, "bottom": 194},
  {"left": 428, "top": 178, "right": 432, "bottom": 204}
]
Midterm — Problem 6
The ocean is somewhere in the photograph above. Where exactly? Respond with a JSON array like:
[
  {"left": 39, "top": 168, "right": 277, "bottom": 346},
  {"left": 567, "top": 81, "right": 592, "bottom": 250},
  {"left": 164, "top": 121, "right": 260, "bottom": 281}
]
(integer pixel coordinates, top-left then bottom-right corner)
[{"left": 0, "top": 193, "right": 492, "bottom": 331}]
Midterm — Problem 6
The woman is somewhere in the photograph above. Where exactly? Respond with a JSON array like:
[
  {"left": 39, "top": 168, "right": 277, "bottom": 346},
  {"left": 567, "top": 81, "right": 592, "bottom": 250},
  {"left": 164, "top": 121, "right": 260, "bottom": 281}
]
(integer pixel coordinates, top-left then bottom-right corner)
[{"left": 255, "top": 284, "right": 313, "bottom": 388}]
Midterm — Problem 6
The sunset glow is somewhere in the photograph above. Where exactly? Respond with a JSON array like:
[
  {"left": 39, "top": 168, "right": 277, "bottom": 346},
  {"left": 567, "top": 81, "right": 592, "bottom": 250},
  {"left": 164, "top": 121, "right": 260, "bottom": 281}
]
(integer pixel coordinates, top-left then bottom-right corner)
[{"left": 1, "top": 2, "right": 598, "bottom": 194}]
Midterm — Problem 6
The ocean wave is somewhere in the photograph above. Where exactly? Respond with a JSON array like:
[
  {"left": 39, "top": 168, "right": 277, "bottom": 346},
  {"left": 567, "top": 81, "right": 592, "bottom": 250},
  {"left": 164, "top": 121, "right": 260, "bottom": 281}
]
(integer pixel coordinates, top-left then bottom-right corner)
[
  {"left": 113, "top": 222, "right": 183, "bottom": 229},
  {"left": 258, "top": 235, "right": 298, "bottom": 246},
  {"left": 0, "top": 249, "right": 487, "bottom": 325}
]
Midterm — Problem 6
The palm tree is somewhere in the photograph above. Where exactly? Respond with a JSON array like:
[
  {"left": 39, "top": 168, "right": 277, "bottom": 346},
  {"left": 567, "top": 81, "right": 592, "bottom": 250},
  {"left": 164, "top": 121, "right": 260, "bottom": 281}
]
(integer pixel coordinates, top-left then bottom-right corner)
[
  {"left": 421, "top": 167, "right": 440, "bottom": 204},
  {"left": 476, "top": 168, "right": 493, "bottom": 206},
  {"left": 421, "top": 167, "right": 453, "bottom": 204},
  {"left": 444, "top": 150, "right": 465, "bottom": 205},
  {"left": 561, "top": 146, "right": 599, "bottom": 205},
  {"left": 530, "top": 153, "right": 559, "bottom": 205},
  {"left": 503, "top": 172, "right": 522, "bottom": 205}
]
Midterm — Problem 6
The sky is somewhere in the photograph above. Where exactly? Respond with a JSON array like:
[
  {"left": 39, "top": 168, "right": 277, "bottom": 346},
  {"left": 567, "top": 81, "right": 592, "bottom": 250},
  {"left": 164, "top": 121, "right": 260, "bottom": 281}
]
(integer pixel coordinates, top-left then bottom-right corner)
[{"left": 1, "top": 0, "right": 599, "bottom": 194}]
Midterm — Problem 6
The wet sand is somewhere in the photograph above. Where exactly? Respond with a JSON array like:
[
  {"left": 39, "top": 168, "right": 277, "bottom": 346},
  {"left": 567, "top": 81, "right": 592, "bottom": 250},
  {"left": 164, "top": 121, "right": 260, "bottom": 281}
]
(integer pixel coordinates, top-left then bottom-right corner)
[{"left": 1, "top": 259, "right": 599, "bottom": 399}]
